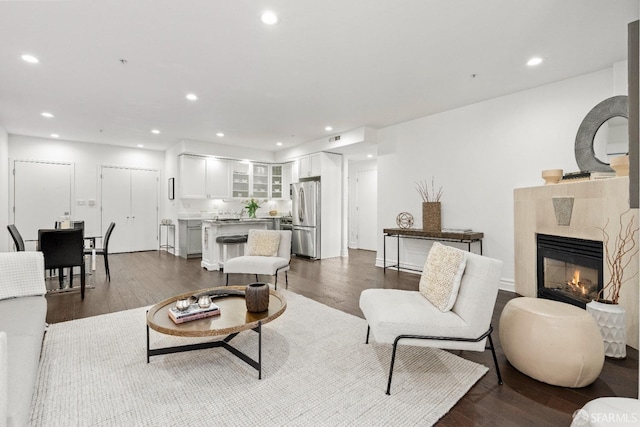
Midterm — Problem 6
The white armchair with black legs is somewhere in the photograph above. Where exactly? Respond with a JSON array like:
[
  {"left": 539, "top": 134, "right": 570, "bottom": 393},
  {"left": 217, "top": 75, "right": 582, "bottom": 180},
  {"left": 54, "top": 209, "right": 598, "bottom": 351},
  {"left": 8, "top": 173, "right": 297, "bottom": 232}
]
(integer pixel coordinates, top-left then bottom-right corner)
[
  {"left": 359, "top": 242, "right": 504, "bottom": 395},
  {"left": 224, "top": 229, "right": 291, "bottom": 289}
]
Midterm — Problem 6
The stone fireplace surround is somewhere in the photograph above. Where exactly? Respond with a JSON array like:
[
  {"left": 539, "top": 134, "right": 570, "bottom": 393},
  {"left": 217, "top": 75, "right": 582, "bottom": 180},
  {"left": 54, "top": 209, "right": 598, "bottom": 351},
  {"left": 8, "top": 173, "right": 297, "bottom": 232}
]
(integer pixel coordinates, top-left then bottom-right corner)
[{"left": 514, "top": 177, "right": 639, "bottom": 349}]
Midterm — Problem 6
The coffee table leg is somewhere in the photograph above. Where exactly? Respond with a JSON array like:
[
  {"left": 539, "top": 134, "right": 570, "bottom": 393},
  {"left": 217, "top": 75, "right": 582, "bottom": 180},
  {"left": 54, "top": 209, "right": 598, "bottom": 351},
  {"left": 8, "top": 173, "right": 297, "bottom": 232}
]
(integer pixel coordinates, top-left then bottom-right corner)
[
  {"left": 146, "top": 312, "right": 150, "bottom": 364},
  {"left": 258, "top": 321, "right": 262, "bottom": 379}
]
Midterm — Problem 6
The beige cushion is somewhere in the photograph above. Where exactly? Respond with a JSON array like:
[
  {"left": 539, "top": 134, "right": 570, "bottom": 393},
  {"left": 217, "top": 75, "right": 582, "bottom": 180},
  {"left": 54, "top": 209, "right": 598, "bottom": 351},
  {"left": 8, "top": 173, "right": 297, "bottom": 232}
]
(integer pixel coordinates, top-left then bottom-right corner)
[
  {"left": 419, "top": 242, "right": 466, "bottom": 312},
  {"left": 499, "top": 297, "right": 604, "bottom": 388},
  {"left": 247, "top": 230, "right": 280, "bottom": 256}
]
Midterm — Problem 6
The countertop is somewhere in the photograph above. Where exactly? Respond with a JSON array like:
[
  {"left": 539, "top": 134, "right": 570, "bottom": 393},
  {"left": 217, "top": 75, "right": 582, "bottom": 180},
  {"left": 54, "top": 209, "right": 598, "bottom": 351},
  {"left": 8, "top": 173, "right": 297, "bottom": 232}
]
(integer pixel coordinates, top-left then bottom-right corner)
[{"left": 203, "top": 218, "right": 278, "bottom": 225}]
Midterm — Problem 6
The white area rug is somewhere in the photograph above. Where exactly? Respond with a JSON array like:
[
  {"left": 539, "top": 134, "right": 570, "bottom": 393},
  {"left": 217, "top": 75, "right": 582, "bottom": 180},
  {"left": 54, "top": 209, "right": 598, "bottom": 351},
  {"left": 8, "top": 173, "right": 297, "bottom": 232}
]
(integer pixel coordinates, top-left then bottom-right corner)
[{"left": 30, "top": 290, "right": 487, "bottom": 426}]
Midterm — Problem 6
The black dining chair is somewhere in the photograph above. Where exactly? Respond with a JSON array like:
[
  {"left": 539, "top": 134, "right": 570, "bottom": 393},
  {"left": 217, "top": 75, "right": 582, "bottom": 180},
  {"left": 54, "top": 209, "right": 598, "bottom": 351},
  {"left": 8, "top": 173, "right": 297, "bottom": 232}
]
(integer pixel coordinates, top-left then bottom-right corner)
[
  {"left": 38, "top": 228, "right": 86, "bottom": 298},
  {"left": 85, "top": 222, "right": 115, "bottom": 281},
  {"left": 7, "top": 224, "right": 25, "bottom": 251}
]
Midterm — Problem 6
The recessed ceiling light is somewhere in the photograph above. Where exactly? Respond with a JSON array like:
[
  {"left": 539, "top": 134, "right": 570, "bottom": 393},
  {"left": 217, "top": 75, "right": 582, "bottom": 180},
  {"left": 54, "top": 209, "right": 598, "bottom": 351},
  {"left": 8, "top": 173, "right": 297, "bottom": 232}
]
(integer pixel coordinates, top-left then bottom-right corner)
[
  {"left": 137, "top": 144, "right": 144, "bottom": 148},
  {"left": 325, "top": 126, "right": 333, "bottom": 131},
  {"left": 216, "top": 132, "right": 224, "bottom": 137},
  {"left": 527, "top": 57, "right": 543, "bottom": 66},
  {"left": 41, "top": 112, "right": 54, "bottom": 118},
  {"left": 186, "top": 93, "right": 198, "bottom": 101},
  {"left": 21, "top": 54, "right": 39, "bottom": 64},
  {"left": 261, "top": 11, "right": 278, "bottom": 25},
  {"left": 151, "top": 129, "right": 160, "bottom": 134},
  {"left": 276, "top": 142, "right": 283, "bottom": 146},
  {"left": 367, "top": 154, "right": 373, "bottom": 158},
  {"left": 50, "top": 133, "right": 59, "bottom": 138}
]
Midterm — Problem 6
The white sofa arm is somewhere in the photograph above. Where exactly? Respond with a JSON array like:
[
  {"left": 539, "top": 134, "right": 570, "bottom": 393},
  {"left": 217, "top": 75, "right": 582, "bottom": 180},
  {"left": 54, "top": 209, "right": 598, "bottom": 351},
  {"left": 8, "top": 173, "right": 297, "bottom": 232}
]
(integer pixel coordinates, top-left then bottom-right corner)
[
  {"left": 0, "top": 252, "right": 46, "bottom": 300},
  {"left": 0, "top": 331, "right": 6, "bottom": 427}
]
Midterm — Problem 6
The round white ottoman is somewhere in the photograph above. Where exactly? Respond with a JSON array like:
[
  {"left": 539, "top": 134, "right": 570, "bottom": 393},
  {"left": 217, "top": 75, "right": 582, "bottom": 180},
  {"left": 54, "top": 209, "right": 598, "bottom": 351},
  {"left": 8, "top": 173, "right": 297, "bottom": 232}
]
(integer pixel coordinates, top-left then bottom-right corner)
[{"left": 499, "top": 297, "right": 604, "bottom": 387}]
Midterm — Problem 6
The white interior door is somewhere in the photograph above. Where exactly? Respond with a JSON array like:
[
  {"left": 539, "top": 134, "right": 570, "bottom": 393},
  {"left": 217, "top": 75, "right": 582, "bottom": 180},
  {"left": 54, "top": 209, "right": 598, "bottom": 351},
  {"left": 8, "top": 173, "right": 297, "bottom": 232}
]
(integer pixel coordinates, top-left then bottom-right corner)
[
  {"left": 356, "top": 169, "right": 377, "bottom": 251},
  {"left": 130, "top": 169, "right": 158, "bottom": 251},
  {"left": 101, "top": 167, "right": 131, "bottom": 253},
  {"left": 101, "top": 166, "right": 158, "bottom": 253},
  {"left": 13, "top": 160, "right": 73, "bottom": 248}
]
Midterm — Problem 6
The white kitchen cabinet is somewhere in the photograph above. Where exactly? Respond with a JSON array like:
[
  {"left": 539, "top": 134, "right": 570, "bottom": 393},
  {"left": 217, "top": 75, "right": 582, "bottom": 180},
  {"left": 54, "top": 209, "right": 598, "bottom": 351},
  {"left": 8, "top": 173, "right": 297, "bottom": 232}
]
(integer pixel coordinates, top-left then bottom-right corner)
[
  {"left": 179, "top": 154, "right": 207, "bottom": 199},
  {"left": 251, "top": 163, "right": 269, "bottom": 198},
  {"left": 290, "top": 159, "right": 300, "bottom": 184},
  {"left": 281, "top": 162, "right": 294, "bottom": 198},
  {"left": 298, "top": 153, "right": 322, "bottom": 179},
  {"left": 205, "top": 157, "right": 230, "bottom": 198},
  {"left": 231, "top": 161, "right": 250, "bottom": 198},
  {"left": 179, "top": 154, "right": 230, "bottom": 199},
  {"left": 178, "top": 219, "right": 202, "bottom": 259},
  {"left": 269, "top": 165, "right": 288, "bottom": 199}
]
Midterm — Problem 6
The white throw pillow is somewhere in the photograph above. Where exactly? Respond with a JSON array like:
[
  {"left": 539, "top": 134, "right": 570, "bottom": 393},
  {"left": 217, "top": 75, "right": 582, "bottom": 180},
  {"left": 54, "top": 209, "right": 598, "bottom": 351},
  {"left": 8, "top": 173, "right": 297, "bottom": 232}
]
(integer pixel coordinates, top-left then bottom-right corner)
[
  {"left": 247, "top": 231, "right": 281, "bottom": 257},
  {"left": 419, "top": 242, "right": 467, "bottom": 312}
]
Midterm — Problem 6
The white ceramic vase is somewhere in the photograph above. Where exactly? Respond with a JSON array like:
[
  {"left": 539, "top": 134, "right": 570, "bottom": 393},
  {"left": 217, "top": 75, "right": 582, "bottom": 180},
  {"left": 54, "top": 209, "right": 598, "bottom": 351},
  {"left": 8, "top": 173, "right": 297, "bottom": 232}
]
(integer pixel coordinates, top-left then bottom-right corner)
[{"left": 586, "top": 300, "right": 626, "bottom": 358}]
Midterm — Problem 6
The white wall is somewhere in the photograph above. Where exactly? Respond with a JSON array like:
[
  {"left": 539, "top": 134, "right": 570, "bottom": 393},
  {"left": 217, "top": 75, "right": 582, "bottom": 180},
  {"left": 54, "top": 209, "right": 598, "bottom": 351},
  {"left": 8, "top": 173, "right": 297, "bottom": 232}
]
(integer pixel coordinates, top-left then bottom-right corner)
[
  {"left": 0, "top": 125, "right": 8, "bottom": 252},
  {"left": 8, "top": 134, "right": 165, "bottom": 238},
  {"left": 377, "top": 67, "right": 618, "bottom": 288}
]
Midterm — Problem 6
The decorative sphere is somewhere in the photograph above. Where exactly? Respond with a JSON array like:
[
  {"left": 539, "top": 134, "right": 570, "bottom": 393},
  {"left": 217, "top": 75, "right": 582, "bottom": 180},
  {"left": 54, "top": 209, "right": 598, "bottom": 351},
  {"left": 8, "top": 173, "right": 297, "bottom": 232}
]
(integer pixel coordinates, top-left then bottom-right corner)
[{"left": 396, "top": 212, "right": 414, "bottom": 229}]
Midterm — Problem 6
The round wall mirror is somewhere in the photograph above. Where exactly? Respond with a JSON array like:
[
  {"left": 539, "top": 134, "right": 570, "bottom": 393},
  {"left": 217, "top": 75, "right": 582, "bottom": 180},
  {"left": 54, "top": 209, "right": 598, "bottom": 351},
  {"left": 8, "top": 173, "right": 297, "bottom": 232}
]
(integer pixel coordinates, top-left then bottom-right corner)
[
  {"left": 574, "top": 95, "right": 629, "bottom": 172},
  {"left": 592, "top": 116, "right": 629, "bottom": 163}
]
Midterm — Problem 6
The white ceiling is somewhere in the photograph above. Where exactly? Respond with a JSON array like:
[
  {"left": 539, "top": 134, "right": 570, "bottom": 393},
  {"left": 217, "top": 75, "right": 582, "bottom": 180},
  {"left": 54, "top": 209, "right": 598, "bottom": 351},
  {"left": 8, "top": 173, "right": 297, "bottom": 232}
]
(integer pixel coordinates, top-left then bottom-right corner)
[{"left": 0, "top": 0, "right": 638, "bottom": 155}]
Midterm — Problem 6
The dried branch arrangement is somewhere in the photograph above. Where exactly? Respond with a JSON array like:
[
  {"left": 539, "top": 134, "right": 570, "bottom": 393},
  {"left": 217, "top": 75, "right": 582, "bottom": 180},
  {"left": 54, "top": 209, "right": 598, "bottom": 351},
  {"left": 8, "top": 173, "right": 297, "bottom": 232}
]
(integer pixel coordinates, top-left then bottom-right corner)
[
  {"left": 416, "top": 177, "right": 443, "bottom": 203},
  {"left": 597, "top": 209, "right": 639, "bottom": 304}
]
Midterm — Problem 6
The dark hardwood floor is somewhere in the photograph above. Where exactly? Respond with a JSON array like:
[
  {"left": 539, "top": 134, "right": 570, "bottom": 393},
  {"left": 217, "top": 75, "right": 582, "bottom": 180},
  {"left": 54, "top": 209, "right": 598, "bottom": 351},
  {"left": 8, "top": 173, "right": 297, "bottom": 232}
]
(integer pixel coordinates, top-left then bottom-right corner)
[{"left": 45, "top": 249, "right": 638, "bottom": 426}]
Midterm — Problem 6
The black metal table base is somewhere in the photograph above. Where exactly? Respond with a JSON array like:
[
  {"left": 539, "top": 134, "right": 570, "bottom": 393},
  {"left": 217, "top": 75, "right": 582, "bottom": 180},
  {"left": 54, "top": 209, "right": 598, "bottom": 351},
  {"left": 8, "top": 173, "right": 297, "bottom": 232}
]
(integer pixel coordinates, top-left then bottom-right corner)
[
  {"left": 146, "top": 321, "right": 263, "bottom": 379},
  {"left": 383, "top": 233, "right": 483, "bottom": 273}
]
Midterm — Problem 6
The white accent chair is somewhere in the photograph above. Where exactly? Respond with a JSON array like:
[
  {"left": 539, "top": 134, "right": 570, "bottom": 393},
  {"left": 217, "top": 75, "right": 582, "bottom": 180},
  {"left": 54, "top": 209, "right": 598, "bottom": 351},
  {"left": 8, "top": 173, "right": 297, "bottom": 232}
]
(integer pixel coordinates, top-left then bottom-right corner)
[
  {"left": 224, "top": 229, "right": 291, "bottom": 289},
  {"left": 359, "top": 250, "right": 503, "bottom": 394}
]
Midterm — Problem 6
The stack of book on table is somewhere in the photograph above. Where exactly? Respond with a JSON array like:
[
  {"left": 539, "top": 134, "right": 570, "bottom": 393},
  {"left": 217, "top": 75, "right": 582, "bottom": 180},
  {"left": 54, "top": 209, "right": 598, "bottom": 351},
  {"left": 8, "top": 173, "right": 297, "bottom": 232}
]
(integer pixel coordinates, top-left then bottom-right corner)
[{"left": 168, "top": 302, "right": 221, "bottom": 324}]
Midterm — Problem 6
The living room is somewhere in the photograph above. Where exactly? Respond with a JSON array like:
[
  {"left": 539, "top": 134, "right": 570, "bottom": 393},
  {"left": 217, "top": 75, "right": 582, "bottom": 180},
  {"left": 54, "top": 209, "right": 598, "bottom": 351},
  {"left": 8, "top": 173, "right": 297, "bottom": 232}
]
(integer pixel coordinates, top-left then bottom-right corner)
[{"left": 1, "top": 1, "right": 640, "bottom": 426}]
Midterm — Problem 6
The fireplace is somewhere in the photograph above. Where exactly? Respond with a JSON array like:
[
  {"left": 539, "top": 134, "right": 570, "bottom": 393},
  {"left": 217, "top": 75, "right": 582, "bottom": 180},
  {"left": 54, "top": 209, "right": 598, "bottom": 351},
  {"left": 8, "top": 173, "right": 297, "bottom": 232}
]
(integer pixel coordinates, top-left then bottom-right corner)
[{"left": 536, "top": 234, "right": 603, "bottom": 308}]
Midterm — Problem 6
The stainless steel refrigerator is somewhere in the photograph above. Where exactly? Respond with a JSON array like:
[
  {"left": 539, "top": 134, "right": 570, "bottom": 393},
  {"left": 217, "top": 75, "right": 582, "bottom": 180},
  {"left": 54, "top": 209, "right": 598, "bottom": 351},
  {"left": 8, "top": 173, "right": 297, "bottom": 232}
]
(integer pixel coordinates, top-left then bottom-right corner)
[{"left": 291, "top": 180, "right": 320, "bottom": 258}]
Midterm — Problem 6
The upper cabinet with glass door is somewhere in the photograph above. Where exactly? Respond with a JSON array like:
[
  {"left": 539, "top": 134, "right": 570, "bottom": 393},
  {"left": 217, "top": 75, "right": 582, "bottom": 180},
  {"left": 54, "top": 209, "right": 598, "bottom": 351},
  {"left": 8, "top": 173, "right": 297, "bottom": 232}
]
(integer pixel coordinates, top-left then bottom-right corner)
[
  {"left": 231, "top": 161, "right": 250, "bottom": 198},
  {"left": 270, "top": 165, "right": 283, "bottom": 199},
  {"left": 251, "top": 163, "right": 269, "bottom": 199}
]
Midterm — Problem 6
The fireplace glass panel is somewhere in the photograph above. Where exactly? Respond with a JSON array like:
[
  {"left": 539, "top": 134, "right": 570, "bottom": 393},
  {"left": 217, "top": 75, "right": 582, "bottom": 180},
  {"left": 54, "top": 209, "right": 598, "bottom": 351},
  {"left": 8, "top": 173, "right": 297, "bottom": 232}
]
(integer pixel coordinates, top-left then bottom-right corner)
[{"left": 542, "top": 257, "right": 599, "bottom": 304}]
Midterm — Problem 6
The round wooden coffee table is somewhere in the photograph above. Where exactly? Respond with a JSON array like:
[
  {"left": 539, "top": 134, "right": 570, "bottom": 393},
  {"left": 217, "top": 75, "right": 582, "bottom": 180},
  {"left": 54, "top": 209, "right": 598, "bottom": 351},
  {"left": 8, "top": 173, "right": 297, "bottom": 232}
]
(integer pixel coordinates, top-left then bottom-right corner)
[{"left": 146, "top": 286, "right": 286, "bottom": 379}]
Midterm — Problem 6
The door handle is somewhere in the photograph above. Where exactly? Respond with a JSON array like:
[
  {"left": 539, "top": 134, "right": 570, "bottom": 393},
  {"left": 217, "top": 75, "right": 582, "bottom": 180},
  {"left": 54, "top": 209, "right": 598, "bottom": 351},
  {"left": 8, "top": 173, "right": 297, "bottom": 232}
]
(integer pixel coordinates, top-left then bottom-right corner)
[{"left": 299, "top": 188, "right": 304, "bottom": 221}]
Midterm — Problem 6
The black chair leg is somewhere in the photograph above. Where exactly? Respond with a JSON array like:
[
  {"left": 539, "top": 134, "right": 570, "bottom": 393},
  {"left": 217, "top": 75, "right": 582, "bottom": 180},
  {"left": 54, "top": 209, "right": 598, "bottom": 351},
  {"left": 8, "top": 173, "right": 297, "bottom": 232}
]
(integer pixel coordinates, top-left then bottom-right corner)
[
  {"left": 386, "top": 337, "right": 401, "bottom": 395},
  {"left": 69, "top": 267, "right": 73, "bottom": 288},
  {"left": 365, "top": 326, "right": 370, "bottom": 344},
  {"left": 274, "top": 274, "right": 278, "bottom": 290},
  {"left": 255, "top": 274, "right": 259, "bottom": 282},
  {"left": 225, "top": 274, "right": 229, "bottom": 286},
  {"left": 80, "top": 263, "right": 86, "bottom": 299},
  {"left": 104, "top": 253, "right": 110, "bottom": 281},
  {"left": 285, "top": 271, "right": 288, "bottom": 289},
  {"left": 488, "top": 332, "right": 503, "bottom": 385},
  {"left": 58, "top": 268, "right": 64, "bottom": 289}
]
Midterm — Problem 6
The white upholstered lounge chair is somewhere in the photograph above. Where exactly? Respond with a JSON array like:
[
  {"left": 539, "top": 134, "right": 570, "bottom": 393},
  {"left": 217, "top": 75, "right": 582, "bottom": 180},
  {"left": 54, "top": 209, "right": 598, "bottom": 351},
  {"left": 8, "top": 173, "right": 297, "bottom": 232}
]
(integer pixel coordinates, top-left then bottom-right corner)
[
  {"left": 359, "top": 243, "right": 504, "bottom": 394},
  {"left": 223, "top": 229, "right": 291, "bottom": 289}
]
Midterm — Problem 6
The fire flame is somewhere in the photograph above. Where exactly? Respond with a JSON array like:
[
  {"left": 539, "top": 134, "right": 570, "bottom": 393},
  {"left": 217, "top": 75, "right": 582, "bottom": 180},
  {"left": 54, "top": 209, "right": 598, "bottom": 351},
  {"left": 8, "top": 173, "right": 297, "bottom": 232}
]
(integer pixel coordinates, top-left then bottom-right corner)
[
  {"left": 568, "top": 270, "right": 586, "bottom": 295},
  {"left": 571, "top": 270, "right": 580, "bottom": 285}
]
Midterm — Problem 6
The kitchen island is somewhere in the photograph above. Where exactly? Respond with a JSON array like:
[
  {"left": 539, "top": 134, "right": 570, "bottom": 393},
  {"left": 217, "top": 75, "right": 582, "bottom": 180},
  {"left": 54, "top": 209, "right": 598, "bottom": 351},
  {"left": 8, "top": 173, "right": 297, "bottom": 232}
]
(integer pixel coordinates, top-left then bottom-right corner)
[{"left": 201, "top": 218, "right": 276, "bottom": 271}]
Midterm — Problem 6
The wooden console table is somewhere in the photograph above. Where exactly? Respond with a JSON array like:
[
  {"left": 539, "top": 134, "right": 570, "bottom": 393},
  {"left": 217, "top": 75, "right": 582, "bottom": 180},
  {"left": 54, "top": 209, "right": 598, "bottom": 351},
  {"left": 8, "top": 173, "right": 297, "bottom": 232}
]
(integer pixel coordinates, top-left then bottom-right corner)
[{"left": 383, "top": 228, "right": 484, "bottom": 273}]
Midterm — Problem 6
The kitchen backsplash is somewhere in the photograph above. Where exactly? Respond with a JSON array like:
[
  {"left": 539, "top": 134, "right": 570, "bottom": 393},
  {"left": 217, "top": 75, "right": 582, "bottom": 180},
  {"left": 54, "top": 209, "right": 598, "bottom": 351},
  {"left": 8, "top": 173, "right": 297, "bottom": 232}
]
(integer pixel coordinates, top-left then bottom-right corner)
[{"left": 177, "top": 198, "right": 292, "bottom": 219}]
